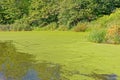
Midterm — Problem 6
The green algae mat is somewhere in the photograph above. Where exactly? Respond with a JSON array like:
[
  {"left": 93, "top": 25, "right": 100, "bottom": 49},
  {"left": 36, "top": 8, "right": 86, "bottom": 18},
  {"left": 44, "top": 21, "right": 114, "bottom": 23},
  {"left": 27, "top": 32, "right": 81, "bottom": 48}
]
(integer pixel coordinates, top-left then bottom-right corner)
[{"left": 0, "top": 31, "right": 119, "bottom": 80}]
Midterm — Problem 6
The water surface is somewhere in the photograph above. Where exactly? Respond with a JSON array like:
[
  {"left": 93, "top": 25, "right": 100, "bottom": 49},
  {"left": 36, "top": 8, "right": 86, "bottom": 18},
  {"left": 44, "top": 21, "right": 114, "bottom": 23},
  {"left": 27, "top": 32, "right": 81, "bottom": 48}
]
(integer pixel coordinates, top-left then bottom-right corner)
[
  {"left": 0, "top": 41, "right": 118, "bottom": 80},
  {"left": 0, "top": 41, "right": 63, "bottom": 80}
]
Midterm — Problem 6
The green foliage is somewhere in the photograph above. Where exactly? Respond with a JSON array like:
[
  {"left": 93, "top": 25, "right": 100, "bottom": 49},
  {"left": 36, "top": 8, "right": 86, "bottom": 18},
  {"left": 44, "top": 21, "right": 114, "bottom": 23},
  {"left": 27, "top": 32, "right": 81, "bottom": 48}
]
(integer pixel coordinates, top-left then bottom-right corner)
[
  {"left": 28, "top": 0, "right": 59, "bottom": 27},
  {"left": 87, "top": 9, "right": 120, "bottom": 44},
  {"left": 113, "top": 33, "right": 120, "bottom": 44},
  {"left": 89, "top": 29, "right": 106, "bottom": 43},
  {"left": 58, "top": 0, "right": 95, "bottom": 27},
  {"left": 0, "top": 24, "right": 11, "bottom": 31},
  {"left": 73, "top": 23, "right": 88, "bottom": 32},
  {"left": 11, "top": 18, "right": 32, "bottom": 31},
  {"left": 0, "top": 0, "right": 30, "bottom": 24},
  {"left": 89, "top": 9, "right": 120, "bottom": 29},
  {"left": 0, "top": 0, "right": 20, "bottom": 24},
  {"left": 92, "top": 0, "right": 115, "bottom": 16},
  {"left": 58, "top": 25, "right": 69, "bottom": 31},
  {"left": 89, "top": 24, "right": 120, "bottom": 44},
  {"left": 34, "top": 22, "right": 58, "bottom": 31},
  {"left": 0, "top": 0, "right": 120, "bottom": 30}
]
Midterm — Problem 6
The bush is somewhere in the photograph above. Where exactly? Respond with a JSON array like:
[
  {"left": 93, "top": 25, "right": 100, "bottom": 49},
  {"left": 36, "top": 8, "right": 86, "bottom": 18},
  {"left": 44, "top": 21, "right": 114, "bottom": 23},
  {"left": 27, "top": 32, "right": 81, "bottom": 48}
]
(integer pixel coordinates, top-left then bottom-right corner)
[
  {"left": 58, "top": 25, "right": 69, "bottom": 31},
  {"left": 11, "top": 19, "right": 32, "bottom": 31},
  {"left": 105, "top": 25, "right": 120, "bottom": 44},
  {"left": 89, "top": 29, "right": 106, "bottom": 43},
  {"left": 11, "top": 23, "right": 30, "bottom": 31},
  {"left": 88, "top": 9, "right": 120, "bottom": 44},
  {"left": 89, "top": 25, "right": 120, "bottom": 44},
  {"left": 88, "top": 9, "right": 120, "bottom": 30},
  {"left": 0, "top": 25, "right": 11, "bottom": 31},
  {"left": 74, "top": 23, "right": 88, "bottom": 32},
  {"left": 33, "top": 22, "right": 58, "bottom": 31}
]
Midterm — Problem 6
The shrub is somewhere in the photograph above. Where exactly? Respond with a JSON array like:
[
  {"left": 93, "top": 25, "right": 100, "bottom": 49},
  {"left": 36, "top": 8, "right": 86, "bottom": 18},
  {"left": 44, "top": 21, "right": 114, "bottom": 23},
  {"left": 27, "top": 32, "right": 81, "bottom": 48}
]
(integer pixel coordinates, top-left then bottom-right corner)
[
  {"left": 11, "top": 23, "right": 31, "bottom": 31},
  {"left": 88, "top": 9, "right": 120, "bottom": 30},
  {"left": 113, "top": 34, "right": 120, "bottom": 44},
  {"left": 89, "top": 29, "right": 106, "bottom": 43},
  {"left": 74, "top": 23, "right": 88, "bottom": 32},
  {"left": 105, "top": 25, "right": 120, "bottom": 44},
  {"left": 58, "top": 25, "right": 69, "bottom": 31},
  {"left": 87, "top": 9, "right": 120, "bottom": 44},
  {"left": 11, "top": 19, "right": 32, "bottom": 31},
  {"left": 89, "top": 25, "right": 120, "bottom": 44},
  {"left": 33, "top": 22, "right": 58, "bottom": 31},
  {"left": 0, "top": 25, "right": 11, "bottom": 31}
]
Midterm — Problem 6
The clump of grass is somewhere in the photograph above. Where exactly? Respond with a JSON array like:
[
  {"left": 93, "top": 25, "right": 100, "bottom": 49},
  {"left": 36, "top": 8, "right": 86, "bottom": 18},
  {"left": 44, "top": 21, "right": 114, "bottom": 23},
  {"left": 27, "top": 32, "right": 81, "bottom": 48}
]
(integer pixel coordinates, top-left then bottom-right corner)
[
  {"left": 34, "top": 22, "right": 58, "bottom": 31},
  {"left": 0, "top": 24, "right": 11, "bottom": 31},
  {"left": 74, "top": 23, "right": 88, "bottom": 32},
  {"left": 58, "top": 25, "right": 69, "bottom": 31},
  {"left": 88, "top": 29, "right": 106, "bottom": 43},
  {"left": 11, "top": 17, "right": 32, "bottom": 31}
]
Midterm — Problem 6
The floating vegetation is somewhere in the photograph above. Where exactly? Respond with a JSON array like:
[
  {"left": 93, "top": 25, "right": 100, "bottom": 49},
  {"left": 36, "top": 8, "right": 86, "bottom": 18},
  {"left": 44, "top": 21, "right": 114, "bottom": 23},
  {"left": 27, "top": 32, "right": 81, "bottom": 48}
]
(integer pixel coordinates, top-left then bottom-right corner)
[{"left": 0, "top": 41, "right": 64, "bottom": 80}]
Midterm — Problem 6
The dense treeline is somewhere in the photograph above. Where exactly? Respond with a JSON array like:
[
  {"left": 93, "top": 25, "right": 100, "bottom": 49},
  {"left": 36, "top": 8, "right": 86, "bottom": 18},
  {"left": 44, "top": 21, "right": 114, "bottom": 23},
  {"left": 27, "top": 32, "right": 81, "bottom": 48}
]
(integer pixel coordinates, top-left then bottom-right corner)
[{"left": 0, "top": 0, "right": 120, "bottom": 31}]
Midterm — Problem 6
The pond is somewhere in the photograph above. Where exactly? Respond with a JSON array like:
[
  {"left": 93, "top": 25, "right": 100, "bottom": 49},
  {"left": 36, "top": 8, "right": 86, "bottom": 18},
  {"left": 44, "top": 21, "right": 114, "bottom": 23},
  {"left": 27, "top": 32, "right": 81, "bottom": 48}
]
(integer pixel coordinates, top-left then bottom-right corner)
[
  {"left": 0, "top": 41, "right": 118, "bottom": 80},
  {"left": 0, "top": 41, "right": 65, "bottom": 80}
]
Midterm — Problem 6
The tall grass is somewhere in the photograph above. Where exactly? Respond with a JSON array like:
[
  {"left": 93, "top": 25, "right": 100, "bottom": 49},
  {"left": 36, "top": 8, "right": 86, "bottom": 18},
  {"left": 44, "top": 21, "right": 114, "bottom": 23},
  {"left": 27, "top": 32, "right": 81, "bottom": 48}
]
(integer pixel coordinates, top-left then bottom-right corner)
[
  {"left": 88, "top": 8, "right": 120, "bottom": 44},
  {"left": 34, "top": 22, "right": 58, "bottom": 31},
  {"left": 73, "top": 22, "right": 88, "bottom": 32},
  {"left": 88, "top": 29, "right": 106, "bottom": 43}
]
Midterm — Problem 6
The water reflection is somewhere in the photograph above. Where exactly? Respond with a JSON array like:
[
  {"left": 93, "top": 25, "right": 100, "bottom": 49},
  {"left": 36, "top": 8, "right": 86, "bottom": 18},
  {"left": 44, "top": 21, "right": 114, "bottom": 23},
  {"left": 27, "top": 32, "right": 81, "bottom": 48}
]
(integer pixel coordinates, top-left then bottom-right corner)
[{"left": 0, "top": 41, "right": 62, "bottom": 80}]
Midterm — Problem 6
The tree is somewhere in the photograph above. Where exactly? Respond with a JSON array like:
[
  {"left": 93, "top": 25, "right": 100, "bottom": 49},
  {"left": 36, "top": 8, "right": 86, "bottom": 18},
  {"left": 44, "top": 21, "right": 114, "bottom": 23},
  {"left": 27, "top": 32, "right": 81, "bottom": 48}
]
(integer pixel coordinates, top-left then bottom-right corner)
[
  {"left": 0, "top": 0, "right": 30, "bottom": 24},
  {"left": 28, "top": 0, "right": 59, "bottom": 27},
  {"left": 58, "top": 0, "right": 95, "bottom": 27}
]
